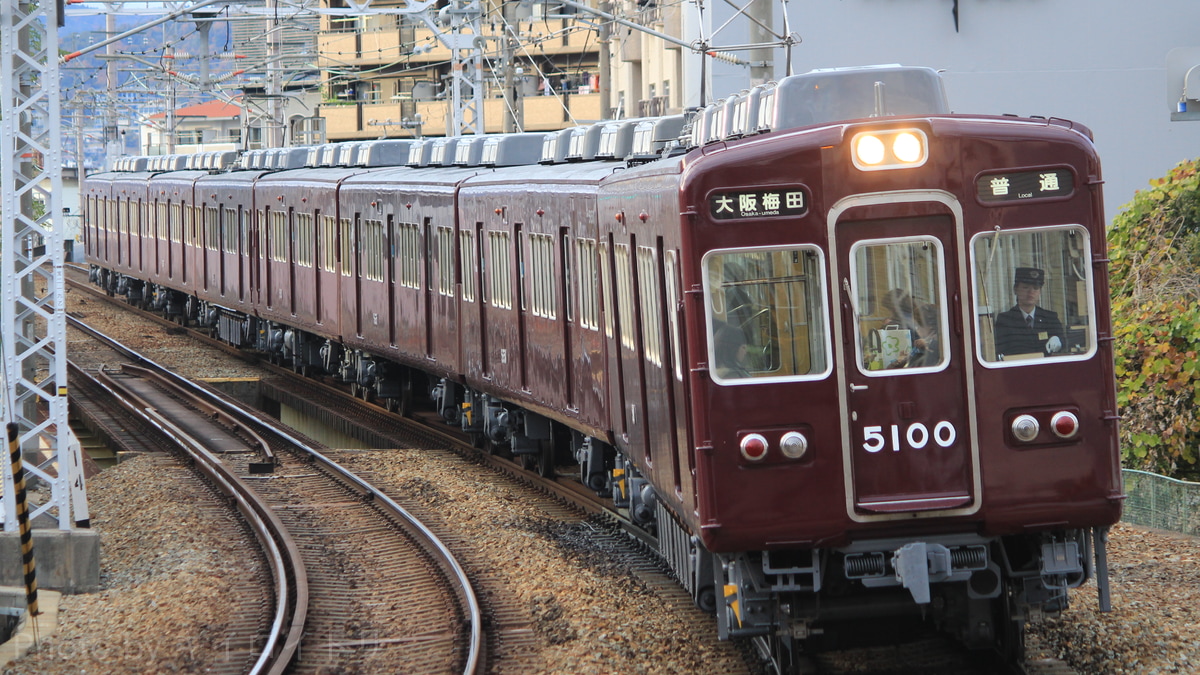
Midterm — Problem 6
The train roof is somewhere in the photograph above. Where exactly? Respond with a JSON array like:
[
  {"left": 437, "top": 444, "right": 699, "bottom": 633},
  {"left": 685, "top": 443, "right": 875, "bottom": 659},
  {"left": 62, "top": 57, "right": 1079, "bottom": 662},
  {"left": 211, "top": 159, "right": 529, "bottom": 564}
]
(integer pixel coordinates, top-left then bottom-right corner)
[{"left": 93, "top": 65, "right": 960, "bottom": 182}]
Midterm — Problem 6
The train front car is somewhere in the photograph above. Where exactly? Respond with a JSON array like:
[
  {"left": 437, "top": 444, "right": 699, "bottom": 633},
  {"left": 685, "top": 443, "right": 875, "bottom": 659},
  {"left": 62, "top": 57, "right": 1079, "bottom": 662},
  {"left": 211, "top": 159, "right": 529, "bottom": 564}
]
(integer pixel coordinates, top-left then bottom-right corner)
[{"left": 669, "top": 67, "right": 1122, "bottom": 667}]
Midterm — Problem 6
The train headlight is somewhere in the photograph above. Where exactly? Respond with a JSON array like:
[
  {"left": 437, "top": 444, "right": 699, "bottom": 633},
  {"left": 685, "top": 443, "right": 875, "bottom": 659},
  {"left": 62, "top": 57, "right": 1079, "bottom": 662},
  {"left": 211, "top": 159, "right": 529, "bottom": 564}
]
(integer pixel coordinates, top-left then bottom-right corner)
[
  {"left": 740, "top": 433, "right": 769, "bottom": 462},
  {"left": 1011, "top": 414, "right": 1040, "bottom": 442},
  {"left": 893, "top": 132, "right": 924, "bottom": 163},
  {"left": 854, "top": 135, "right": 886, "bottom": 166},
  {"left": 779, "top": 431, "right": 809, "bottom": 460},
  {"left": 851, "top": 128, "right": 928, "bottom": 171},
  {"left": 1051, "top": 411, "right": 1080, "bottom": 439}
]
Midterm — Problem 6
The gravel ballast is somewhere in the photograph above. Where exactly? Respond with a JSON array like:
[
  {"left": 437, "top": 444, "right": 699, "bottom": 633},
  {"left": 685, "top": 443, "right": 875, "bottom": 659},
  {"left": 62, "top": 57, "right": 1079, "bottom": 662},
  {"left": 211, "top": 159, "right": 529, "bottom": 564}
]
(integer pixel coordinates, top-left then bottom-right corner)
[{"left": 29, "top": 280, "right": 1199, "bottom": 674}]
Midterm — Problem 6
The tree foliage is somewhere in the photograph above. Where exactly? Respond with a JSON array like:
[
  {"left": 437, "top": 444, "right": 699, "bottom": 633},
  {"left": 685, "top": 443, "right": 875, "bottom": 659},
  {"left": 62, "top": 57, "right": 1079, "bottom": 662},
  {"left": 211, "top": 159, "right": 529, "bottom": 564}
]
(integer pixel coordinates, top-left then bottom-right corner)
[{"left": 1109, "top": 158, "right": 1200, "bottom": 476}]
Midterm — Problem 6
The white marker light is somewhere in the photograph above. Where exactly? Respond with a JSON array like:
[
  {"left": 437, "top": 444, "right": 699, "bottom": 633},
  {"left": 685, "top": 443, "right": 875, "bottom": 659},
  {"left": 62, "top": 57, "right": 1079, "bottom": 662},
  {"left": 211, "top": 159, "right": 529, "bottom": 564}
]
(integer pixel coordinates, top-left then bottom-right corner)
[
  {"left": 779, "top": 431, "right": 809, "bottom": 459},
  {"left": 1011, "top": 414, "right": 1040, "bottom": 443}
]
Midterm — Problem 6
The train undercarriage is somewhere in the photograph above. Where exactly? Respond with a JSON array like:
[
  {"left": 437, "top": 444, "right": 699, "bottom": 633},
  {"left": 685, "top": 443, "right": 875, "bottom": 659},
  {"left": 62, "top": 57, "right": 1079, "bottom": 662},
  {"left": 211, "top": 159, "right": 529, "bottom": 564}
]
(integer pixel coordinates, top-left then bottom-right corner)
[{"left": 98, "top": 270, "right": 1112, "bottom": 673}]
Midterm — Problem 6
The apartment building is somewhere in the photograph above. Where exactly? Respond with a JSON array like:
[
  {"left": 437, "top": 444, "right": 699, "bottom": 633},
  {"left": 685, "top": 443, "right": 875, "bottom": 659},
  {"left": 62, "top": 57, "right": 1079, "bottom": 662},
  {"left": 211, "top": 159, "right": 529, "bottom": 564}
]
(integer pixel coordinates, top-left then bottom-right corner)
[{"left": 317, "top": 0, "right": 606, "bottom": 139}]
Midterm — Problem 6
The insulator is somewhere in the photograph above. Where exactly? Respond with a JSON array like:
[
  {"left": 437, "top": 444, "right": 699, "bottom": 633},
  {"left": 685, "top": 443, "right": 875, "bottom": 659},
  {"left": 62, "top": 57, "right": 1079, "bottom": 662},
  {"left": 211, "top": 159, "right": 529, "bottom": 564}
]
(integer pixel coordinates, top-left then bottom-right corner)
[
  {"left": 706, "top": 50, "right": 745, "bottom": 65},
  {"left": 161, "top": 52, "right": 246, "bottom": 60}
]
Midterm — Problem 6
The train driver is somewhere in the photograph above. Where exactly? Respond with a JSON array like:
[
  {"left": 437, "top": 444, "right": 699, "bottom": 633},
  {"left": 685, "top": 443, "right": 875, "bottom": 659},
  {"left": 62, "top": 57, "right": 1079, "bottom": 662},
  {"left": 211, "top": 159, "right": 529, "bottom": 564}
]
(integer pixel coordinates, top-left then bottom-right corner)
[
  {"left": 714, "top": 324, "right": 751, "bottom": 379},
  {"left": 992, "top": 267, "right": 1065, "bottom": 359}
]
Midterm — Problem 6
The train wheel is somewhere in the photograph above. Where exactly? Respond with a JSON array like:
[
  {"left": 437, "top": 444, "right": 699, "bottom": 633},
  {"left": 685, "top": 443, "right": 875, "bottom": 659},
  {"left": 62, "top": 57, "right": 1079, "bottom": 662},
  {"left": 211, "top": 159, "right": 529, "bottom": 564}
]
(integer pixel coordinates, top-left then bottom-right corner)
[
  {"left": 533, "top": 440, "right": 556, "bottom": 478},
  {"left": 398, "top": 378, "right": 414, "bottom": 417},
  {"left": 994, "top": 584, "right": 1027, "bottom": 666}
]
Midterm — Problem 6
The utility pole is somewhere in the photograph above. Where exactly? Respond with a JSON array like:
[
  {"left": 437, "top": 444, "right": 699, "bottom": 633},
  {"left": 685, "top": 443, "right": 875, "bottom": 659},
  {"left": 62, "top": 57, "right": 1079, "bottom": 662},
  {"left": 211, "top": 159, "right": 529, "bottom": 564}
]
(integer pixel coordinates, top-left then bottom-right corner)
[
  {"left": 104, "top": 7, "right": 122, "bottom": 169},
  {"left": 501, "top": 1, "right": 522, "bottom": 133},
  {"left": 747, "top": 0, "right": 773, "bottom": 86},
  {"left": 598, "top": 0, "right": 611, "bottom": 119}
]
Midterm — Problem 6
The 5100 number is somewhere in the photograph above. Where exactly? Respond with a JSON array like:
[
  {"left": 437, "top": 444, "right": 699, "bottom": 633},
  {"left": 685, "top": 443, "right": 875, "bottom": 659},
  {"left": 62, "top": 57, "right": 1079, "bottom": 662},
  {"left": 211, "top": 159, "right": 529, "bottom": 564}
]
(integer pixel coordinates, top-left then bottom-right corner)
[{"left": 863, "top": 422, "right": 957, "bottom": 453}]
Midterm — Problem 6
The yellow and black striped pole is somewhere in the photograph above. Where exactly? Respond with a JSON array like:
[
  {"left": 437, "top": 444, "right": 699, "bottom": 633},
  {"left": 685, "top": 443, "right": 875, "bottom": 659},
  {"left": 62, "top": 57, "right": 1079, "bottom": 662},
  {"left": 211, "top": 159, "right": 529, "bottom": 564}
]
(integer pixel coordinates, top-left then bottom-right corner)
[{"left": 7, "top": 423, "right": 38, "bottom": 617}]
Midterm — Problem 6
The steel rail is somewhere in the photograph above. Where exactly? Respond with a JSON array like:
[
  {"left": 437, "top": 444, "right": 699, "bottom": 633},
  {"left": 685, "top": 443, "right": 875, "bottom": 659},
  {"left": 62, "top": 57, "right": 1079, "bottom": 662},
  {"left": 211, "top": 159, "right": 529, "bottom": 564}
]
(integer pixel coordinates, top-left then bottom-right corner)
[
  {"left": 68, "top": 314, "right": 484, "bottom": 674},
  {"left": 83, "top": 363, "right": 305, "bottom": 675}
]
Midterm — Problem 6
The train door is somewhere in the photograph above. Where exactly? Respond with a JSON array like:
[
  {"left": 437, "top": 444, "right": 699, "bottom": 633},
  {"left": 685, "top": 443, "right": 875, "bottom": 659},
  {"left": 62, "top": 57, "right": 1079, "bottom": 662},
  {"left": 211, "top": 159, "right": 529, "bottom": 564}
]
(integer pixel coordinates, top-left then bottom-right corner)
[
  {"left": 423, "top": 217, "right": 434, "bottom": 357},
  {"left": 515, "top": 222, "right": 528, "bottom": 389},
  {"left": 386, "top": 215, "right": 396, "bottom": 345},
  {"left": 237, "top": 206, "right": 245, "bottom": 303},
  {"left": 476, "top": 222, "right": 490, "bottom": 375},
  {"left": 288, "top": 208, "right": 297, "bottom": 315},
  {"left": 313, "top": 210, "right": 323, "bottom": 323},
  {"left": 352, "top": 215, "right": 363, "bottom": 336},
  {"left": 251, "top": 208, "right": 263, "bottom": 306},
  {"left": 831, "top": 196, "right": 979, "bottom": 519},
  {"left": 559, "top": 228, "right": 575, "bottom": 409}
]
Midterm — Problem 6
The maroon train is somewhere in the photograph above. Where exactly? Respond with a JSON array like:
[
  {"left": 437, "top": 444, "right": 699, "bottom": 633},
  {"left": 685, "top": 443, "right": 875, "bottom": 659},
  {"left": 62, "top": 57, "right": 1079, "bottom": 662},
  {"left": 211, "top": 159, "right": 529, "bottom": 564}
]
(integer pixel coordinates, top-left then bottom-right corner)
[{"left": 84, "top": 65, "right": 1122, "bottom": 669}]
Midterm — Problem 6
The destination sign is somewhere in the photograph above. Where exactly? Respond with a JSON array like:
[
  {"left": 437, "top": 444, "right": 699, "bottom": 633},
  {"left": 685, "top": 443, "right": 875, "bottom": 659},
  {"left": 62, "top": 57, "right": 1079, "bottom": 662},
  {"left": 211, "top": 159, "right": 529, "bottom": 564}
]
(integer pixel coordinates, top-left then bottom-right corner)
[
  {"left": 709, "top": 187, "right": 809, "bottom": 220},
  {"left": 977, "top": 169, "right": 1074, "bottom": 203}
]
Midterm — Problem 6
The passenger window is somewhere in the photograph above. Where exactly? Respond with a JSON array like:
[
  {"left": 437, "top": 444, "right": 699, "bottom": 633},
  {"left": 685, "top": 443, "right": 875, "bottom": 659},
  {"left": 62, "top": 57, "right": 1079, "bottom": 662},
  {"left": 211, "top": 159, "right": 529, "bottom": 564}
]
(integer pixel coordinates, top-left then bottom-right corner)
[
  {"left": 704, "top": 246, "right": 828, "bottom": 383},
  {"left": 972, "top": 226, "right": 1094, "bottom": 364},
  {"left": 850, "top": 238, "right": 947, "bottom": 374}
]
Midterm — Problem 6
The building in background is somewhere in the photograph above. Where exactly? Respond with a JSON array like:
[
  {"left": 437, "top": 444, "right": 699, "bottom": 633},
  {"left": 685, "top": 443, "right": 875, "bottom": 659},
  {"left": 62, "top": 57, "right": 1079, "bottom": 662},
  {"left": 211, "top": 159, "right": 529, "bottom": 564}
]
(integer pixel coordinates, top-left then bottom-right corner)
[
  {"left": 313, "top": 0, "right": 1200, "bottom": 219},
  {"left": 141, "top": 100, "right": 243, "bottom": 154},
  {"left": 315, "top": 0, "right": 605, "bottom": 139}
]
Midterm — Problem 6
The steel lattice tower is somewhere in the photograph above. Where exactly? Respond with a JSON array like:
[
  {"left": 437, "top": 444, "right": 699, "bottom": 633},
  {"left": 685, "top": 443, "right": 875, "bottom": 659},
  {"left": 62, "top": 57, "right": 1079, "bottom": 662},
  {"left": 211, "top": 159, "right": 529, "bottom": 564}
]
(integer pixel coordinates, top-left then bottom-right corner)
[{"left": 1, "top": 0, "right": 89, "bottom": 530}]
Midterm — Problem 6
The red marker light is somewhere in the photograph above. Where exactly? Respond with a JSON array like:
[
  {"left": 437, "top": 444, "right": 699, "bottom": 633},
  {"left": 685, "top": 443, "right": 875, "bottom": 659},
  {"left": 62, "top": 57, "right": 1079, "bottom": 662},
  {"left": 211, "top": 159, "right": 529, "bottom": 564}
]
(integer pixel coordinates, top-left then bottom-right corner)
[
  {"left": 740, "top": 434, "right": 769, "bottom": 462},
  {"left": 1051, "top": 411, "right": 1079, "bottom": 439}
]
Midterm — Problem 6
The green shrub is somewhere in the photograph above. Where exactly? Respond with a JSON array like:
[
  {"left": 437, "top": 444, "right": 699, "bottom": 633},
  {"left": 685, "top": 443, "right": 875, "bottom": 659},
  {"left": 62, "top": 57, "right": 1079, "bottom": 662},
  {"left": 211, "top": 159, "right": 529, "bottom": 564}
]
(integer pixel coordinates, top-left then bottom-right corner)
[{"left": 1110, "top": 159, "right": 1200, "bottom": 476}]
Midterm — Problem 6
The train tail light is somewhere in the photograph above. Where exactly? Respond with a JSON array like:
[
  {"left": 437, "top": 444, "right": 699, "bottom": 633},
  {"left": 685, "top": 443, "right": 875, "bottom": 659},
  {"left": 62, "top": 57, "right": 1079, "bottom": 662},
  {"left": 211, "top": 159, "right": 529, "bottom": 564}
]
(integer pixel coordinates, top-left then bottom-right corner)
[
  {"left": 1011, "top": 414, "right": 1040, "bottom": 442},
  {"left": 779, "top": 431, "right": 809, "bottom": 460},
  {"left": 1051, "top": 411, "right": 1080, "bottom": 439},
  {"left": 740, "top": 434, "right": 769, "bottom": 462}
]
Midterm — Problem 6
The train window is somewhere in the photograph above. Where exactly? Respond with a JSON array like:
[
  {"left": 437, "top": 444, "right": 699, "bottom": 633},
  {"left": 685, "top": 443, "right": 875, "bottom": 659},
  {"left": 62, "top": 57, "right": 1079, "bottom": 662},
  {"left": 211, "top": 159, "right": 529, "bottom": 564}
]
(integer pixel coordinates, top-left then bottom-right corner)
[
  {"left": 530, "top": 233, "right": 555, "bottom": 318},
  {"left": 561, "top": 231, "right": 572, "bottom": 322},
  {"left": 600, "top": 240, "right": 614, "bottom": 338},
  {"left": 320, "top": 216, "right": 338, "bottom": 272},
  {"left": 157, "top": 202, "right": 167, "bottom": 240},
  {"left": 363, "top": 219, "right": 385, "bottom": 280},
  {"left": 395, "top": 222, "right": 420, "bottom": 288},
  {"left": 339, "top": 218, "right": 353, "bottom": 276},
  {"left": 295, "top": 213, "right": 315, "bottom": 267},
  {"left": 270, "top": 211, "right": 288, "bottom": 262},
  {"left": 192, "top": 206, "right": 202, "bottom": 247},
  {"left": 704, "top": 246, "right": 829, "bottom": 383},
  {"left": 637, "top": 246, "right": 662, "bottom": 366},
  {"left": 665, "top": 249, "right": 683, "bottom": 381},
  {"left": 615, "top": 244, "right": 635, "bottom": 350},
  {"left": 971, "top": 225, "right": 1095, "bottom": 365},
  {"left": 205, "top": 207, "right": 219, "bottom": 250},
  {"left": 170, "top": 204, "right": 182, "bottom": 243},
  {"left": 436, "top": 226, "right": 454, "bottom": 295},
  {"left": 577, "top": 238, "right": 599, "bottom": 331},
  {"left": 460, "top": 230, "right": 476, "bottom": 302},
  {"left": 488, "top": 230, "right": 512, "bottom": 309},
  {"left": 239, "top": 208, "right": 247, "bottom": 255},
  {"left": 224, "top": 208, "right": 239, "bottom": 254},
  {"left": 850, "top": 238, "right": 948, "bottom": 374}
]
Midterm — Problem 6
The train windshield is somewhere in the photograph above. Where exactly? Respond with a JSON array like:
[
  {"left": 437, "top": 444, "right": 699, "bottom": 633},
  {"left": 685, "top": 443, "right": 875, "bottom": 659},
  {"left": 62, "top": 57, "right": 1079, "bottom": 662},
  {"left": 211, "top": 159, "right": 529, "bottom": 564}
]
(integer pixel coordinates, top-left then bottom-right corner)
[
  {"left": 971, "top": 225, "right": 1096, "bottom": 365},
  {"left": 704, "top": 246, "right": 829, "bottom": 384},
  {"left": 850, "top": 237, "right": 949, "bottom": 373}
]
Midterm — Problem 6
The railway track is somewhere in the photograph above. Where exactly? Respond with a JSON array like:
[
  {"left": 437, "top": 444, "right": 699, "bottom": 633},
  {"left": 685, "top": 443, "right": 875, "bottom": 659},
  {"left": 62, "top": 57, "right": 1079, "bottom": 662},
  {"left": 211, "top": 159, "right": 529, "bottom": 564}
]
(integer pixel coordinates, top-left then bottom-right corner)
[
  {"left": 67, "top": 315, "right": 483, "bottom": 674},
  {"left": 64, "top": 265, "right": 1078, "bottom": 675}
]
